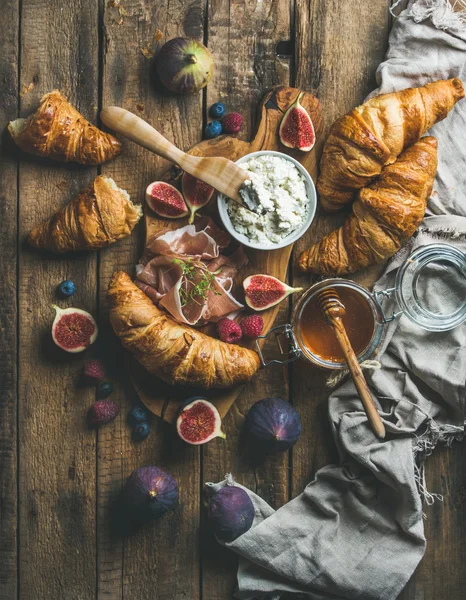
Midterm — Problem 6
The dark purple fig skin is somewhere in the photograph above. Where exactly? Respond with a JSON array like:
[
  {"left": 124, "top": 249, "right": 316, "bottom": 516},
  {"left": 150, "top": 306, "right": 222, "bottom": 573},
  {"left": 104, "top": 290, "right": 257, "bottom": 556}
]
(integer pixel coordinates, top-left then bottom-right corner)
[
  {"left": 245, "top": 397, "right": 302, "bottom": 453},
  {"left": 121, "top": 466, "right": 178, "bottom": 520},
  {"left": 208, "top": 486, "right": 254, "bottom": 542}
]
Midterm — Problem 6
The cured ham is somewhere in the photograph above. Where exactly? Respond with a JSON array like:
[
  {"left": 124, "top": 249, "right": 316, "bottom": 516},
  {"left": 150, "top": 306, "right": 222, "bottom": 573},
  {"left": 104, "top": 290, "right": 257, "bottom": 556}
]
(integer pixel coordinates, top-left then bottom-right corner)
[{"left": 135, "top": 218, "right": 247, "bottom": 326}]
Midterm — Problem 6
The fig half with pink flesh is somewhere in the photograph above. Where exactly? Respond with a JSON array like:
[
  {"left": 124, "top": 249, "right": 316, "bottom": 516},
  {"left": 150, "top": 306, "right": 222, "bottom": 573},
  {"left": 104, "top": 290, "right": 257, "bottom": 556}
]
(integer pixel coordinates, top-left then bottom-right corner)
[
  {"left": 279, "top": 92, "right": 315, "bottom": 152},
  {"left": 243, "top": 274, "right": 303, "bottom": 311},
  {"left": 176, "top": 398, "right": 226, "bottom": 445},
  {"left": 181, "top": 172, "right": 215, "bottom": 224},
  {"left": 51, "top": 305, "right": 98, "bottom": 352},
  {"left": 145, "top": 181, "right": 189, "bottom": 219}
]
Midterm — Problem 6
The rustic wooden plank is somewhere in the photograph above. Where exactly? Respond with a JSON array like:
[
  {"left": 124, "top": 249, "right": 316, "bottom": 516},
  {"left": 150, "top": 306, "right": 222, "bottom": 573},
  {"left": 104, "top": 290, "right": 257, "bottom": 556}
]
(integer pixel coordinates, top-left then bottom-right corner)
[
  {"left": 291, "top": 0, "right": 390, "bottom": 491},
  {"left": 400, "top": 444, "right": 466, "bottom": 600},
  {"left": 17, "top": 0, "right": 99, "bottom": 597},
  {"left": 202, "top": 1, "right": 292, "bottom": 597},
  {"left": 97, "top": 1, "right": 204, "bottom": 598},
  {"left": 0, "top": 1, "right": 19, "bottom": 597}
]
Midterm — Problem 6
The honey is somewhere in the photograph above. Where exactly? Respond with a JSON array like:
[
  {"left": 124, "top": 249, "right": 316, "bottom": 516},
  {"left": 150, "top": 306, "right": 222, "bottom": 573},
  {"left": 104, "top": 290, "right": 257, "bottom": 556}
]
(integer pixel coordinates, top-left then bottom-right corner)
[{"left": 299, "top": 286, "right": 375, "bottom": 363}]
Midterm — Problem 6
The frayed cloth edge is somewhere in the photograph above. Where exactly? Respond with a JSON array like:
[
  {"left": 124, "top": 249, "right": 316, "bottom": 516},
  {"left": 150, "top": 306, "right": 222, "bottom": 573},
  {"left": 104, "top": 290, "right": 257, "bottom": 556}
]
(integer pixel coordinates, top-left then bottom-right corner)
[
  {"left": 391, "top": 0, "right": 466, "bottom": 32},
  {"left": 412, "top": 418, "right": 465, "bottom": 510}
]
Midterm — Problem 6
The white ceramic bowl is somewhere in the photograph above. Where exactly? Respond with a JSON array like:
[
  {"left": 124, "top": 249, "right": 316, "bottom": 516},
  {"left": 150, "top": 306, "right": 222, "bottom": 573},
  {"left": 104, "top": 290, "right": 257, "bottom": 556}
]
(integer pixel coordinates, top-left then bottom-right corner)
[{"left": 217, "top": 150, "right": 317, "bottom": 251}]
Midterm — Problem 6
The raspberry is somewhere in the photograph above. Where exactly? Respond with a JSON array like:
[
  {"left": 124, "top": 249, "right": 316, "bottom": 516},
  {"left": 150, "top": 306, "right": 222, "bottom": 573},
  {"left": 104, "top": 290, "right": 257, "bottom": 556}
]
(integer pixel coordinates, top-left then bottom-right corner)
[
  {"left": 88, "top": 400, "right": 120, "bottom": 426},
  {"left": 83, "top": 359, "right": 105, "bottom": 383},
  {"left": 222, "top": 112, "right": 243, "bottom": 134},
  {"left": 217, "top": 318, "right": 242, "bottom": 344},
  {"left": 240, "top": 315, "right": 264, "bottom": 339}
]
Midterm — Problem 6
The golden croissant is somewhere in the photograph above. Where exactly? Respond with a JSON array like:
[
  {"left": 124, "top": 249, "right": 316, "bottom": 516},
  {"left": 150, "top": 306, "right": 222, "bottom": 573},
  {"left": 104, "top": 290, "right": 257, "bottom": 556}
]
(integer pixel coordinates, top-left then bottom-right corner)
[
  {"left": 9, "top": 90, "right": 122, "bottom": 164},
  {"left": 299, "top": 136, "right": 438, "bottom": 275},
  {"left": 107, "top": 272, "right": 261, "bottom": 389},
  {"left": 28, "top": 176, "right": 142, "bottom": 253},
  {"left": 317, "top": 78, "right": 463, "bottom": 211}
]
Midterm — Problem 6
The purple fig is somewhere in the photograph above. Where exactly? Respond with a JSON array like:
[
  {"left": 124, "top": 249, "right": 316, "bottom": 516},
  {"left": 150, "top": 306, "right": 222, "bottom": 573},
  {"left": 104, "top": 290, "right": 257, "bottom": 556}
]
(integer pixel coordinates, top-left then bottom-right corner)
[
  {"left": 156, "top": 37, "right": 214, "bottom": 94},
  {"left": 208, "top": 484, "right": 254, "bottom": 541},
  {"left": 245, "top": 397, "right": 302, "bottom": 453},
  {"left": 121, "top": 466, "right": 178, "bottom": 520}
]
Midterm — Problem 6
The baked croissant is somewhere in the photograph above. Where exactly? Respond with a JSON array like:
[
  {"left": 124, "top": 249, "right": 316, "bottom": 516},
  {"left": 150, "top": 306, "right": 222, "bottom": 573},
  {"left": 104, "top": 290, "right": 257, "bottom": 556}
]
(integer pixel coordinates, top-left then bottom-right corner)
[
  {"left": 299, "top": 136, "right": 438, "bottom": 275},
  {"left": 28, "top": 176, "right": 142, "bottom": 253},
  {"left": 8, "top": 90, "right": 122, "bottom": 164},
  {"left": 107, "top": 272, "right": 261, "bottom": 389},
  {"left": 317, "top": 78, "right": 463, "bottom": 211}
]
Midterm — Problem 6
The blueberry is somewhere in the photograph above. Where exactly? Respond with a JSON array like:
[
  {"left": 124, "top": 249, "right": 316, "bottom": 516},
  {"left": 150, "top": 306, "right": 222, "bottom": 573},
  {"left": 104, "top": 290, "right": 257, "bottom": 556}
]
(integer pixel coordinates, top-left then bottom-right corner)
[
  {"left": 209, "top": 102, "right": 226, "bottom": 119},
  {"left": 133, "top": 422, "right": 150, "bottom": 441},
  {"left": 205, "top": 120, "right": 223, "bottom": 139},
  {"left": 57, "top": 280, "right": 76, "bottom": 297},
  {"left": 98, "top": 381, "right": 113, "bottom": 398},
  {"left": 128, "top": 406, "right": 149, "bottom": 426}
]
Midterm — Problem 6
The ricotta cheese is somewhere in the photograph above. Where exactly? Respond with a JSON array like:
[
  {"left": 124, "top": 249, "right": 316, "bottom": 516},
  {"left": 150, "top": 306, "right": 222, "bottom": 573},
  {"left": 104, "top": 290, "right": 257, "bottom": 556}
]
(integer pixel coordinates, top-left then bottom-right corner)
[{"left": 227, "top": 155, "right": 309, "bottom": 246}]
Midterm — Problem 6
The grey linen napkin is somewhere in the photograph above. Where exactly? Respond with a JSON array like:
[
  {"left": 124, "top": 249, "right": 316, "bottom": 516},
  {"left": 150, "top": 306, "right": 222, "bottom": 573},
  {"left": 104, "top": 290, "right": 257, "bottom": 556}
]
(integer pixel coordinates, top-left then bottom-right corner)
[{"left": 206, "top": 2, "right": 466, "bottom": 599}]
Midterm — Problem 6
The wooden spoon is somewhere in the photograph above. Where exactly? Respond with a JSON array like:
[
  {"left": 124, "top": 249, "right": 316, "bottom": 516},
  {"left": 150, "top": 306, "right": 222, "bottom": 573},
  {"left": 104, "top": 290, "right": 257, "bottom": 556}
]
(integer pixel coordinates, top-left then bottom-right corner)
[
  {"left": 317, "top": 288, "right": 386, "bottom": 439},
  {"left": 100, "top": 106, "right": 252, "bottom": 208}
]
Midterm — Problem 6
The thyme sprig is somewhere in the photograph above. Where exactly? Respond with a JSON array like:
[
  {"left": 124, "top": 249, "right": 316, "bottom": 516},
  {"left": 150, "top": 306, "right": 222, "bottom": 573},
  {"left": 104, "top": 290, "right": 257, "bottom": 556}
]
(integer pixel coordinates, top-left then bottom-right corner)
[{"left": 173, "top": 258, "right": 222, "bottom": 307}]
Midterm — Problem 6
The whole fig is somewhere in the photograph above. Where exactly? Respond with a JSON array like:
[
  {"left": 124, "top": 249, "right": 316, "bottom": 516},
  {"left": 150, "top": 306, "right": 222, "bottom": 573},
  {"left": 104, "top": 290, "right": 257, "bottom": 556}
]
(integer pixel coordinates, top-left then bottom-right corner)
[
  {"left": 121, "top": 466, "right": 178, "bottom": 521},
  {"left": 208, "top": 485, "right": 254, "bottom": 542},
  {"left": 245, "top": 397, "right": 302, "bottom": 453},
  {"left": 157, "top": 37, "right": 214, "bottom": 94}
]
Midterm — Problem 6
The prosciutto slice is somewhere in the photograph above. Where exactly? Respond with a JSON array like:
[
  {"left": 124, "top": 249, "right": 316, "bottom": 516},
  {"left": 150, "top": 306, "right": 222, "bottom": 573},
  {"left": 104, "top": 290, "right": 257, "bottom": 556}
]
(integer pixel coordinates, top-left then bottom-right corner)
[
  {"left": 146, "top": 216, "right": 231, "bottom": 260},
  {"left": 135, "top": 217, "right": 247, "bottom": 326}
]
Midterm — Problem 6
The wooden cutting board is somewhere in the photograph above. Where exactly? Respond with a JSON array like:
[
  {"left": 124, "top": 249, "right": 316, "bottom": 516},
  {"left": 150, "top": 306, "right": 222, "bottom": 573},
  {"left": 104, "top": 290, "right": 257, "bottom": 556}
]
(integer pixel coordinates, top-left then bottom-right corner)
[{"left": 131, "top": 86, "right": 323, "bottom": 423}]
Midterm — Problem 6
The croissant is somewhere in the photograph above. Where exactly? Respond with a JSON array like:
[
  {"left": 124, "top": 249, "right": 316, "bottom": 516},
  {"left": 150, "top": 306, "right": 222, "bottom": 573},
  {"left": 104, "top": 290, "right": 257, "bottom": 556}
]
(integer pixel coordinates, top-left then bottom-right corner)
[
  {"left": 317, "top": 78, "right": 463, "bottom": 211},
  {"left": 8, "top": 90, "right": 122, "bottom": 164},
  {"left": 28, "top": 176, "right": 142, "bottom": 253},
  {"left": 107, "top": 272, "right": 261, "bottom": 389},
  {"left": 299, "top": 136, "right": 438, "bottom": 275}
]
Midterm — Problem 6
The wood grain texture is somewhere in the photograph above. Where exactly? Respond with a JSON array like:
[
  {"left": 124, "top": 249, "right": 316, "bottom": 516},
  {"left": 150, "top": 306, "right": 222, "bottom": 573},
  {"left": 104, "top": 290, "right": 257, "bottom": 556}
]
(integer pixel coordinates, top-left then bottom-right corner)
[
  {"left": 98, "top": 1, "right": 204, "bottom": 599},
  {"left": 202, "top": 2, "right": 292, "bottom": 598},
  {"left": 2, "top": 1, "right": 465, "bottom": 599},
  {"left": 17, "top": 1, "right": 99, "bottom": 598},
  {"left": 291, "top": 0, "right": 390, "bottom": 492},
  {"left": 0, "top": 1, "right": 19, "bottom": 597}
]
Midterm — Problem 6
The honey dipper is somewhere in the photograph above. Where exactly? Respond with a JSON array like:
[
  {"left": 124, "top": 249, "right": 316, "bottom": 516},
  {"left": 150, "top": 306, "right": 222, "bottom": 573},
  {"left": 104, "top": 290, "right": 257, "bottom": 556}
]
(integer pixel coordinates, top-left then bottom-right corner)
[{"left": 317, "top": 288, "right": 386, "bottom": 439}]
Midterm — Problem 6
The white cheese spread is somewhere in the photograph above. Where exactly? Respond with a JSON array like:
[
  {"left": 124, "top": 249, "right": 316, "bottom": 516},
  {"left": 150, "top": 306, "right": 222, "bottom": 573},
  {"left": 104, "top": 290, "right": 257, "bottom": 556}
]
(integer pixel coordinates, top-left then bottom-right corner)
[{"left": 227, "top": 155, "right": 308, "bottom": 246}]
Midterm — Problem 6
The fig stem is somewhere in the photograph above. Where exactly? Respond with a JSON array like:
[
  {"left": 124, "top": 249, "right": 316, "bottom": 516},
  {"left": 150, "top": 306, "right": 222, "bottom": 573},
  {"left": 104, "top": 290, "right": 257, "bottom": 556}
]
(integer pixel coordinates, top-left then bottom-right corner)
[
  {"left": 218, "top": 430, "right": 227, "bottom": 440},
  {"left": 148, "top": 490, "right": 157, "bottom": 498},
  {"left": 187, "top": 54, "right": 197, "bottom": 64}
]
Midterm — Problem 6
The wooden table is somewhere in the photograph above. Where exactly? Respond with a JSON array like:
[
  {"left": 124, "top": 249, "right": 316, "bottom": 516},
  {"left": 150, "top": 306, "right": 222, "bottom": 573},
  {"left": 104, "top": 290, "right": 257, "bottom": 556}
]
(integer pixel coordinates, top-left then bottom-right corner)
[{"left": 1, "top": 1, "right": 464, "bottom": 598}]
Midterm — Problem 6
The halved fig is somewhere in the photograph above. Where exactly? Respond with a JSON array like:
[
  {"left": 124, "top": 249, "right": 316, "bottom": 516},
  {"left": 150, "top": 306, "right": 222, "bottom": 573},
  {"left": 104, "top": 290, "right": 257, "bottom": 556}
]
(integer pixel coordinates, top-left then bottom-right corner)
[
  {"left": 145, "top": 181, "right": 189, "bottom": 219},
  {"left": 51, "top": 305, "right": 98, "bottom": 352},
  {"left": 279, "top": 92, "right": 315, "bottom": 152},
  {"left": 181, "top": 172, "right": 215, "bottom": 224},
  {"left": 243, "top": 274, "right": 303, "bottom": 311},
  {"left": 176, "top": 397, "right": 226, "bottom": 445}
]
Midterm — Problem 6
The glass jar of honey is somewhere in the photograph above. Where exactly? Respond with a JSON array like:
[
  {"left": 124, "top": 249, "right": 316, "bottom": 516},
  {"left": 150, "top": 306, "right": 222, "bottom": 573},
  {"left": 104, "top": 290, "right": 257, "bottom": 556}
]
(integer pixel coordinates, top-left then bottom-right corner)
[
  {"left": 256, "top": 243, "right": 466, "bottom": 370},
  {"left": 257, "top": 279, "right": 385, "bottom": 370}
]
